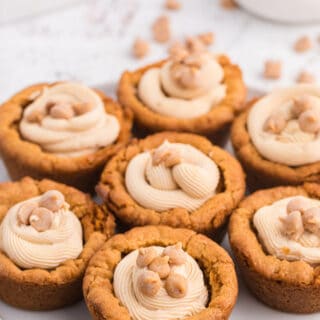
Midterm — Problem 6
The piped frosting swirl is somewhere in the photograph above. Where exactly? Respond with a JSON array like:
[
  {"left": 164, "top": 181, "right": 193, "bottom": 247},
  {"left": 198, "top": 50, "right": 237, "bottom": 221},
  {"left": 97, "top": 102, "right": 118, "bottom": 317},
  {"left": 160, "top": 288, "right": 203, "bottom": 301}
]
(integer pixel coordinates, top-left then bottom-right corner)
[
  {"left": 125, "top": 141, "right": 220, "bottom": 211},
  {"left": 113, "top": 244, "right": 208, "bottom": 320},
  {"left": 254, "top": 196, "right": 320, "bottom": 264},
  {"left": 247, "top": 85, "right": 320, "bottom": 166},
  {"left": 20, "top": 82, "right": 120, "bottom": 157},
  {"left": 0, "top": 190, "right": 83, "bottom": 269},
  {"left": 138, "top": 51, "right": 226, "bottom": 119}
]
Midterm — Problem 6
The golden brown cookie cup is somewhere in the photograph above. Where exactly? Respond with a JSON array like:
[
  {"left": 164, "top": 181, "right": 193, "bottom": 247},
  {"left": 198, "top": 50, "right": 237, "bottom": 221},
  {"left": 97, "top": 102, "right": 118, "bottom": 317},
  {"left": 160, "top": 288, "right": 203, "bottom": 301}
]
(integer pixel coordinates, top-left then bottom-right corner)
[
  {"left": 97, "top": 132, "right": 245, "bottom": 241},
  {"left": 117, "top": 55, "right": 246, "bottom": 145},
  {"left": 83, "top": 225, "right": 238, "bottom": 320},
  {"left": 0, "top": 83, "right": 133, "bottom": 193},
  {"left": 0, "top": 177, "right": 115, "bottom": 311},
  {"left": 231, "top": 98, "right": 320, "bottom": 191},
  {"left": 229, "top": 183, "right": 320, "bottom": 313}
]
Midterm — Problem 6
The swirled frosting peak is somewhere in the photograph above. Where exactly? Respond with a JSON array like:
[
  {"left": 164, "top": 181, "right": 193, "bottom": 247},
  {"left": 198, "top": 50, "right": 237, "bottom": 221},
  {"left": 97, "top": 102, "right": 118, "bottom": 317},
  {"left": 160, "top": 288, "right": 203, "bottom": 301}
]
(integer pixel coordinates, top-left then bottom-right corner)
[
  {"left": 247, "top": 85, "right": 320, "bottom": 166},
  {"left": 138, "top": 50, "right": 226, "bottom": 119},
  {"left": 254, "top": 196, "right": 320, "bottom": 264},
  {"left": 20, "top": 82, "right": 120, "bottom": 157},
  {"left": 113, "top": 244, "right": 208, "bottom": 320},
  {"left": 125, "top": 141, "right": 220, "bottom": 211},
  {"left": 0, "top": 190, "right": 83, "bottom": 269}
]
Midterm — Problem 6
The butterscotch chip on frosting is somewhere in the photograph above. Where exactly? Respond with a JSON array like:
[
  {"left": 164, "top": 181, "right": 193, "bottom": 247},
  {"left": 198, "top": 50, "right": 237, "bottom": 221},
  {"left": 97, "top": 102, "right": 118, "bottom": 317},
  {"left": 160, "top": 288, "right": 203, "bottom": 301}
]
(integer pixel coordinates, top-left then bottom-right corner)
[
  {"left": 0, "top": 177, "right": 115, "bottom": 311},
  {"left": 83, "top": 226, "right": 238, "bottom": 320},
  {"left": 229, "top": 185, "right": 320, "bottom": 313},
  {"left": 0, "top": 81, "right": 133, "bottom": 193},
  {"left": 98, "top": 132, "right": 245, "bottom": 238}
]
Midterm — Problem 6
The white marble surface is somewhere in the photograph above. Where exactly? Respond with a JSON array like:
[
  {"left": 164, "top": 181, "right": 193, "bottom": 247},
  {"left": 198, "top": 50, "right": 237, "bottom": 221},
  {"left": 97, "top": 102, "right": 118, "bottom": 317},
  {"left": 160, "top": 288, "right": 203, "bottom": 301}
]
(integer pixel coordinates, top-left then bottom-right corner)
[{"left": 0, "top": 1, "right": 320, "bottom": 319}]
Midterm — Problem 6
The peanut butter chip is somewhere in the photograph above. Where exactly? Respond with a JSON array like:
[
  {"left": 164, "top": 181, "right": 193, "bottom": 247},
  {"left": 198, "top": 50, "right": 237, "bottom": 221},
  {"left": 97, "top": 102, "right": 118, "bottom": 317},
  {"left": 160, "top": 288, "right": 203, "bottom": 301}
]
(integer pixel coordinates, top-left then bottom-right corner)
[
  {"left": 292, "top": 95, "right": 313, "bottom": 117},
  {"left": 152, "top": 148, "right": 181, "bottom": 167},
  {"left": 165, "top": 273, "right": 188, "bottom": 298},
  {"left": 294, "top": 36, "right": 313, "bottom": 53},
  {"left": 263, "top": 115, "right": 287, "bottom": 134},
  {"left": 303, "top": 207, "right": 320, "bottom": 234},
  {"left": 26, "top": 109, "right": 45, "bottom": 123},
  {"left": 287, "top": 196, "right": 311, "bottom": 214},
  {"left": 168, "top": 42, "right": 188, "bottom": 61},
  {"left": 163, "top": 242, "right": 187, "bottom": 265},
  {"left": 136, "top": 247, "right": 158, "bottom": 268},
  {"left": 296, "top": 71, "right": 316, "bottom": 84},
  {"left": 281, "top": 210, "right": 304, "bottom": 241},
  {"left": 298, "top": 109, "right": 320, "bottom": 134},
  {"left": 152, "top": 15, "right": 171, "bottom": 43},
  {"left": 263, "top": 60, "right": 282, "bottom": 80},
  {"left": 148, "top": 256, "right": 171, "bottom": 279},
  {"left": 220, "top": 0, "right": 238, "bottom": 9},
  {"left": 198, "top": 32, "right": 215, "bottom": 46},
  {"left": 73, "top": 102, "right": 93, "bottom": 115},
  {"left": 185, "top": 37, "right": 206, "bottom": 54},
  {"left": 50, "top": 103, "right": 75, "bottom": 119},
  {"left": 29, "top": 207, "right": 53, "bottom": 232},
  {"left": 138, "top": 270, "right": 162, "bottom": 297},
  {"left": 17, "top": 202, "right": 38, "bottom": 225},
  {"left": 165, "top": 0, "right": 181, "bottom": 10},
  {"left": 39, "top": 190, "right": 65, "bottom": 212},
  {"left": 132, "top": 38, "right": 150, "bottom": 59}
]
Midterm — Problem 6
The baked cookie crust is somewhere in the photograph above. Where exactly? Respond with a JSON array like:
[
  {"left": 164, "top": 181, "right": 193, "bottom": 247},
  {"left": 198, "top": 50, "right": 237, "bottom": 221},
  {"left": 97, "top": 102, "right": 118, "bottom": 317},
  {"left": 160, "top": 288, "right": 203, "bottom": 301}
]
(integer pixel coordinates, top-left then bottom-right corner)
[
  {"left": 231, "top": 99, "right": 320, "bottom": 190},
  {"left": 83, "top": 225, "right": 238, "bottom": 320},
  {"left": 0, "top": 83, "right": 133, "bottom": 193},
  {"left": 229, "top": 183, "right": 320, "bottom": 313},
  {"left": 117, "top": 56, "right": 246, "bottom": 139},
  {"left": 0, "top": 177, "right": 115, "bottom": 311},
  {"left": 97, "top": 132, "right": 245, "bottom": 241}
]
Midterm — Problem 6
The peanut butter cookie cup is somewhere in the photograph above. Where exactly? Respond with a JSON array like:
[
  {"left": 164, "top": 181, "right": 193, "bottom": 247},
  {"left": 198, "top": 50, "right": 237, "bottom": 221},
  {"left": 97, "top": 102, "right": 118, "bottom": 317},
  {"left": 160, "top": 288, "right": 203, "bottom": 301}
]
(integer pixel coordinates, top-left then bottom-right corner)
[
  {"left": 231, "top": 85, "right": 320, "bottom": 190},
  {"left": 229, "top": 183, "right": 320, "bottom": 313},
  {"left": 0, "top": 177, "right": 115, "bottom": 310},
  {"left": 0, "top": 82, "right": 132, "bottom": 193},
  {"left": 118, "top": 47, "right": 246, "bottom": 143},
  {"left": 97, "top": 132, "right": 245, "bottom": 241},
  {"left": 83, "top": 225, "right": 238, "bottom": 320}
]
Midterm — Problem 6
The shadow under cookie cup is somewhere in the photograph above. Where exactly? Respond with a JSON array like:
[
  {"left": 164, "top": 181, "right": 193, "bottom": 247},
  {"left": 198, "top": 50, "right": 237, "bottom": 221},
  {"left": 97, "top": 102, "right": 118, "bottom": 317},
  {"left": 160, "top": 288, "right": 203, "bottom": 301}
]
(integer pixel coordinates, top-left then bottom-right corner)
[
  {"left": 229, "top": 183, "right": 320, "bottom": 313},
  {"left": 97, "top": 132, "right": 246, "bottom": 242},
  {"left": 117, "top": 55, "right": 247, "bottom": 145},
  {"left": 0, "top": 82, "right": 133, "bottom": 193},
  {"left": 231, "top": 98, "right": 320, "bottom": 191},
  {"left": 0, "top": 177, "right": 116, "bottom": 311},
  {"left": 83, "top": 225, "right": 238, "bottom": 320}
]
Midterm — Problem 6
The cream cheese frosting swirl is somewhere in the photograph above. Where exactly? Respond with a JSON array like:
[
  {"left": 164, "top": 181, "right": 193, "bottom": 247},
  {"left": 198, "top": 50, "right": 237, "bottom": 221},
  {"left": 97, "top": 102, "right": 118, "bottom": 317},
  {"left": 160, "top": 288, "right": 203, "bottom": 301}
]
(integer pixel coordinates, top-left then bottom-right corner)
[
  {"left": 138, "top": 53, "right": 226, "bottom": 119},
  {"left": 125, "top": 141, "right": 220, "bottom": 211},
  {"left": 254, "top": 196, "right": 320, "bottom": 264},
  {"left": 20, "top": 82, "right": 120, "bottom": 157},
  {"left": 0, "top": 190, "right": 83, "bottom": 269},
  {"left": 247, "top": 85, "right": 320, "bottom": 166},
  {"left": 113, "top": 245, "right": 208, "bottom": 320}
]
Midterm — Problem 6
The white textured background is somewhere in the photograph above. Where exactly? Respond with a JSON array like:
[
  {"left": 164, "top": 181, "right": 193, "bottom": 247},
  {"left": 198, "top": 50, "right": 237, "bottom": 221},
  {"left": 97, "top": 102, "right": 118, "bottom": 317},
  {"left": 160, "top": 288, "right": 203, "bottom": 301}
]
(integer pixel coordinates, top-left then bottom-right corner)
[{"left": 0, "top": 1, "right": 319, "bottom": 319}]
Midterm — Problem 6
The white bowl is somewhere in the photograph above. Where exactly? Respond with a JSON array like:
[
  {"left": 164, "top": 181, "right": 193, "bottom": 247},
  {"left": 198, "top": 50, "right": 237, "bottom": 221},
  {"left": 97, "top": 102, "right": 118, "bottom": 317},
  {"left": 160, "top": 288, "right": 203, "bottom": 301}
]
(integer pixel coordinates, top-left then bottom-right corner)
[{"left": 236, "top": 0, "right": 320, "bottom": 23}]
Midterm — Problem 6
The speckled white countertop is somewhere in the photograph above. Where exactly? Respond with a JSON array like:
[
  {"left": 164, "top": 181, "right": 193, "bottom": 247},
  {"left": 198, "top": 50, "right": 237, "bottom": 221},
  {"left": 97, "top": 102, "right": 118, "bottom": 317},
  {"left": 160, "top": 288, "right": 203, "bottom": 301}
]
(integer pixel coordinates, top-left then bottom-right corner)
[{"left": 0, "top": 1, "right": 319, "bottom": 319}]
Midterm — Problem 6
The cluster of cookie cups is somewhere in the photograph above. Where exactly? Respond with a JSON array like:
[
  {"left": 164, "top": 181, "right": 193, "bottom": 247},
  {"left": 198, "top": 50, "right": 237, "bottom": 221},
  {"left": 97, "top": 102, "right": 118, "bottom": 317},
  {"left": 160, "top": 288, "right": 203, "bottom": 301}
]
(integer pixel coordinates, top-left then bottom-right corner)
[{"left": 1, "top": 53, "right": 320, "bottom": 319}]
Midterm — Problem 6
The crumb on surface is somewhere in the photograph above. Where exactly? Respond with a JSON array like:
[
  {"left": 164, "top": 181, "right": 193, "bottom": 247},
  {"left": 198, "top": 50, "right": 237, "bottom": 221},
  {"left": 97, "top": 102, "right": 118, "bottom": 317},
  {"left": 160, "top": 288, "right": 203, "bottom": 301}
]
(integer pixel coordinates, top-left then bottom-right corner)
[
  {"left": 152, "top": 15, "right": 171, "bottom": 43},
  {"left": 296, "top": 71, "right": 316, "bottom": 84},
  {"left": 220, "top": 0, "right": 238, "bottom": 10},
  {"left": 165, "top": 0, "right": 181, "bottom": 10},
  {"left": 294, "top": 36, "right": 313, "bottom": 53},
  {"left": 263, "top": 60, "right": 282, "bottom": 80},
  {"left": 132, "top": 38, "right": 150, "bottom": 59}
]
